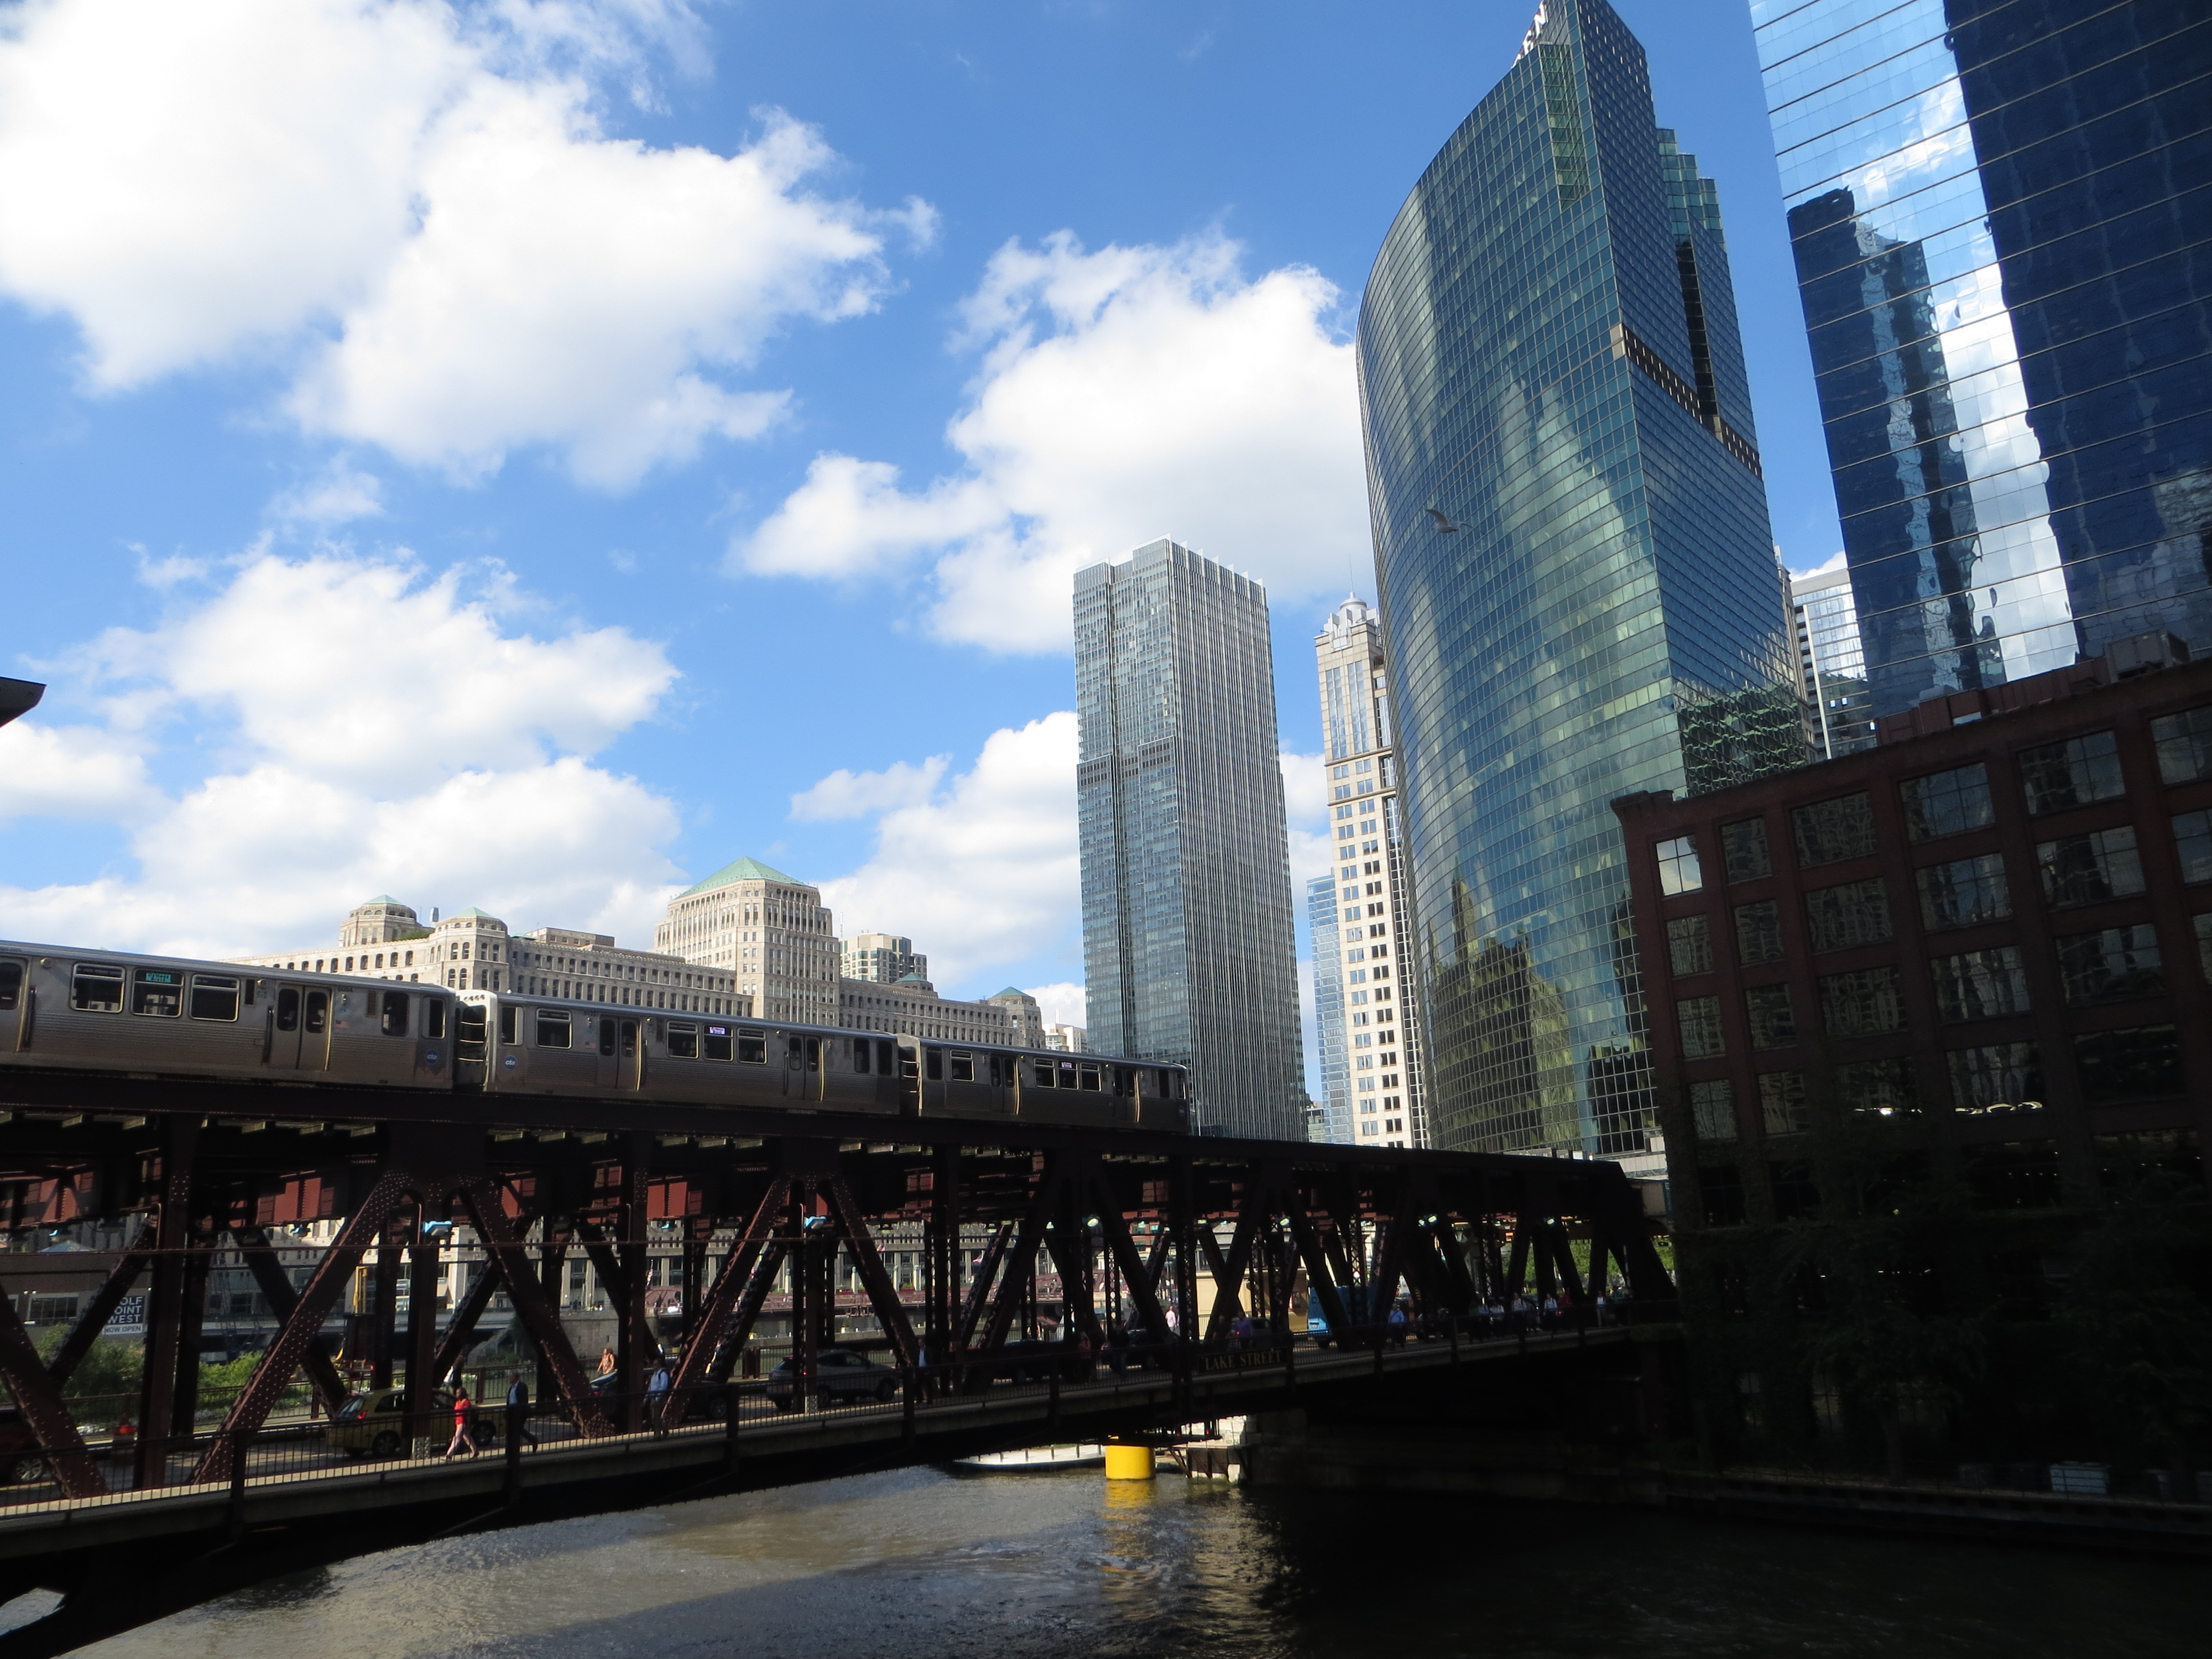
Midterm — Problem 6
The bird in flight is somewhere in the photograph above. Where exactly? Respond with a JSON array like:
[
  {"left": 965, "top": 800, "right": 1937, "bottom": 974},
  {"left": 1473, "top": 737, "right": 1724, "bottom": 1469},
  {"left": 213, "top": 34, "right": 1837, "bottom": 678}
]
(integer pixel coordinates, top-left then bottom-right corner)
[{"left": 1425, "top": 507, "right": 1462, "bottom": 533}]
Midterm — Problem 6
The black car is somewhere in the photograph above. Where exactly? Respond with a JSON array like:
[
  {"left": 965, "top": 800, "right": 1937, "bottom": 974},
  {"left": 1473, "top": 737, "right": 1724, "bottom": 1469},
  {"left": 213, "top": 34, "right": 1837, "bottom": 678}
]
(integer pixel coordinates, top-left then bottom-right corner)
[{"left": 764, "top": 1348, "right": 899, "bottom": 1408}]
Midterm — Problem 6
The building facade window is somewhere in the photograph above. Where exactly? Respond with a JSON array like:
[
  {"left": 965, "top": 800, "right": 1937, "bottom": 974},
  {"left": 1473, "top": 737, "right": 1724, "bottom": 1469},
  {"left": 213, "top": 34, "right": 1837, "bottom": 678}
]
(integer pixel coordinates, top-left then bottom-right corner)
[
  {"left": 1744, "top": 984, "right": 1797, "bottom": 1049},
  {"left": 1689, "top": 1078, "right": 1736, "bottom": 1141},
  {"left": 1803, "top": 877, "right": 1892, "bottom": 952},
  {"left": 2019, "top": 733, "right": 2126, "bottom": 815},
  {"left": 1677, "top": 997, "right": 1724, "bottom": 1058},
  {"left": 1791, "top": 793, "right": 1876, "bottom": 867},
  {"left": 2151, "top": 706, "right": 2212, "bottom": 785},
  {"left": 1916, "top": 853, "right": 2011, "bottom": 930},
  {"left": 1757, "top": 1071, "right": 1808, "bottom": 1137},
  {"left": 1656, "top": 836, "right": 1704, "bottom": 895},
  {"left": 1930, "top": 947, "right": 2029, "bottom": 1022},
  {"left": 1948, "top": 1043, "right": 2044, "bottom": 1114},
  {"left": 1899, "top": 764, "right": 1995, "bottom": 841},
  {"left": 1666, "top": 915, "right": 1713, "bottom": 976},
  {"left": 2037, "top": 827, "right": 2145, "bottom": 907},
  {"left": 1720, "top": 818, "right": 1771, "bottom": 881},
  {"left": 2055, "top": 925, "right": 2164, "bottom": 1005},
  {"left": 1734, "top": 901, "right": 1784, "bottom": 965},
  {"left": 1819, "top": 966, "right": 1906, "bottom": 1034}
]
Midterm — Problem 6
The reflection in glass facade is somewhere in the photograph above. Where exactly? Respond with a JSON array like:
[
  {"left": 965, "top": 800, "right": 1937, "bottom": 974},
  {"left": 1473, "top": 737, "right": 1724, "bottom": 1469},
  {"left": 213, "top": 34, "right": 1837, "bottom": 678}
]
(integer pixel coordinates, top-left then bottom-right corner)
[
  {"left": 1756, "top": 0, "right": 2212, "bottom": 716},
  {"left": 1789, "top": 562, "right": 1877, "bottom": 755},
  {"left": 1075, "top": 539, "right": 1306, "bottom": 1140},
  {"left": 1307, "top": 874, "right": 1351, "bottom": 1142},
  {"left": 1357, "top": 0, "right": 1806, "bottom": 1156}
]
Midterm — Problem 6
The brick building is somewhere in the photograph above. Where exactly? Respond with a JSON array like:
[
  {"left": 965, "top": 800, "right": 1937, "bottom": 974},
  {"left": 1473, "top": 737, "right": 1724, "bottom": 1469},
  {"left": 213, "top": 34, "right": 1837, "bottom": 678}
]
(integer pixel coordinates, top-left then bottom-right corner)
[{"left": 1616, "top": 637, "right": 2211, "bottom": 1234}]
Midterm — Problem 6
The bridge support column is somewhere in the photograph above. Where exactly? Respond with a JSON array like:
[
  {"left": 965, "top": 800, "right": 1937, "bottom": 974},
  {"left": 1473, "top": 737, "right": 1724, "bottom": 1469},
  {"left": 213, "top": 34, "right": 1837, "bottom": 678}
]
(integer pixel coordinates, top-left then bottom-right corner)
[
  {"left": 405, "top": 1208, "right": 442, "bottom": 1453},
  {"left": 134, "top": 1115, "right": 196, "bottom": 1489}
]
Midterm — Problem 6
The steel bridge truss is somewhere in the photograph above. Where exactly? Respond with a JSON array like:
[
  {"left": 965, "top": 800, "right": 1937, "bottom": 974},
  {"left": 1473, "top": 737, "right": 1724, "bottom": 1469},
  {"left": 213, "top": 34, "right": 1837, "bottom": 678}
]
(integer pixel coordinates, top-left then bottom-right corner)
[{"left": 0, "top": 1070, "right": 1669, "bottom": 1498}]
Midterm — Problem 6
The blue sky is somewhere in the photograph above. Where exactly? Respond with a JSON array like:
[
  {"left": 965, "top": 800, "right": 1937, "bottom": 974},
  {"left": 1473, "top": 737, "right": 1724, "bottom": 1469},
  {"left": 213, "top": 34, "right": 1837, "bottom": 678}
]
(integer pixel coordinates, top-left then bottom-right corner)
[{"left": 0, "top": 0, "right": 1840, "bottom": 1052}]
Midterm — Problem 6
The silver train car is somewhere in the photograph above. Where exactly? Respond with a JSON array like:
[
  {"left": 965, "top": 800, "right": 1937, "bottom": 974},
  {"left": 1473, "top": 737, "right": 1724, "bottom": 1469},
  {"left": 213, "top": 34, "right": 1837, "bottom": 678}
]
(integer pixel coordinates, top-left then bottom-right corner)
[
  {"left": 456, "top": 990, "right": 1190, "bottom": 1131},
  {"left": 0, "top": 940, "right": 1191, "bottom": 1132},
  {"left": 0, "top": 939, "right": 455, "bottom": 1089}
]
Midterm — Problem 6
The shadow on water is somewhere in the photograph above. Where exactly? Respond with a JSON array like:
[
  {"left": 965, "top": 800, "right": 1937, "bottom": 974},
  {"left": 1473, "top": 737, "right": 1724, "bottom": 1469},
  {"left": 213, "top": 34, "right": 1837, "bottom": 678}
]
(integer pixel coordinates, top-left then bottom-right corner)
[{"left": 53, "top": 1465, "right": 2212, "bottom": 1659}]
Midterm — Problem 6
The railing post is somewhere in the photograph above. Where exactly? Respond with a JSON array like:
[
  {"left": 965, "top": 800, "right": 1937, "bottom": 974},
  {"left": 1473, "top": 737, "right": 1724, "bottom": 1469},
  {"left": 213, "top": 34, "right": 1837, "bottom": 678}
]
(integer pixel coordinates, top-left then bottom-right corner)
[
  {"left": 724, "top": 1384, "right": 740, "bottom": 1478},
  {"left": 226, "top": 1425, "right": 249, "bottom": 1538},
  {"left": 902, "top": 1366, "right": 916, "bottom": 1448},
  {"left": 504, "top": 1399, "right": 524, "bottom": 1504}
]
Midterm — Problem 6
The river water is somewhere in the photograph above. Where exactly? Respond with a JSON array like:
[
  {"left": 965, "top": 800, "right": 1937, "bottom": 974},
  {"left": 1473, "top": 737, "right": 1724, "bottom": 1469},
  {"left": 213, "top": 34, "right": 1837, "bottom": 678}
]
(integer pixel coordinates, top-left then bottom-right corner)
[{"left": 53, "top": 1465, "right": 2209, "bottom": 1658}]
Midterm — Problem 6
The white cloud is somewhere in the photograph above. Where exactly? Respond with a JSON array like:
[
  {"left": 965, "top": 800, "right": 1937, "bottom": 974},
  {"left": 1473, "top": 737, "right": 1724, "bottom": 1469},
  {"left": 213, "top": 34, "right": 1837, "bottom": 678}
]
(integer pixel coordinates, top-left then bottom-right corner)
[
  {"left": 0, "top": 0, "right": 915, "bottom": 486},
  {"left": 813, "top": 712, "right": 1079, "bottom": 989},
  {"left": 0, "top": 551, "right": 684, "bottom": 956},
  {"left": 1024, "top": 982, "right": 1086, "bottom": 1029},
  {"left": 270, "top": 461, "right": 385, "bottom": 527},
  {"left": 0, "top": 722, "right": 160, "bottom": 822},
  {"left": 735, "top": 230, "right": 1366, "bottom": 648},
  {"left": 1791, "top": 550, "right": 1848, "bottom": 579},
  {"left": 790, "top": 755, "right": 948, "bottom": 822},
  {"left": 1279, "top": 749, "right": 1334, "bottom": 888}
]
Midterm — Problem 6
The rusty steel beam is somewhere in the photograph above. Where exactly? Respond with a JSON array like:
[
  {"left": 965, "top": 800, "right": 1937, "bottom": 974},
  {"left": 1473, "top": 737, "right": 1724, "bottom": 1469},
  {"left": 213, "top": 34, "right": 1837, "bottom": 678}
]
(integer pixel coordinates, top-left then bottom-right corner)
[
  {"left": 664, "top": 1175, "right": 791, "bottom": 1425},
  {"left": 0, "top": 1278, "right": 103, "bottom": 1498},
  {"left": 229, "top": 1226, "right": 348, "bottom": 1416},
  {"left": 429, "top": 1248, "right": 505, "bottom": 1387},
  {"left": 457, "top": 1181, "right": 611, "bottom": 1439},
  {"left": 821, "top": 1175, "right": 917, "bottom": 1368},
  {"left": 44, "top": 1223, "right": 154, "bottom": 1390}
]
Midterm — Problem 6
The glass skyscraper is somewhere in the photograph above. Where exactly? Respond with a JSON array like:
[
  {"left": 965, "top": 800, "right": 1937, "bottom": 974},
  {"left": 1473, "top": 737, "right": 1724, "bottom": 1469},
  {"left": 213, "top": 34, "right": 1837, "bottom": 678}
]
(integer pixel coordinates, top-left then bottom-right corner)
[
  {"left": 1306, "top": 874, "right": 1350, "bottom": 1142},
  {"left": 1756, "top": 0, "right": 2212, "bottom": 717},
  {"left": 1074, "top": 539, "right": 1306, "bottom": 1140},
  {"left": 1357, "top": 0, "right": 1804, "bottom": 1156},
  {"left": 1787, "top": 562, "right": 1878, "bottom": 757}
]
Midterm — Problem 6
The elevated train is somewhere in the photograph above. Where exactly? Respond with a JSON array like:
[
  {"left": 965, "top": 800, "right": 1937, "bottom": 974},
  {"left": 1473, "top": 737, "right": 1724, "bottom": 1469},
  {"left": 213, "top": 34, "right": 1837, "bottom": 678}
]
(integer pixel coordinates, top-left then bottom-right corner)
[{"left": 0, "top": 939, "right": 1190, "bottom": 1131}]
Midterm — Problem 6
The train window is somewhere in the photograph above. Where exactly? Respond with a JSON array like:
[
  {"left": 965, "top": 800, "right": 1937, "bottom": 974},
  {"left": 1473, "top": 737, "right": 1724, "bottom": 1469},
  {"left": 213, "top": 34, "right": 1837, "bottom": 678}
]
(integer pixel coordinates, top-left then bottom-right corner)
[
  {"left": 1114, "top": 1066, "right": 1134, "bottom": 1096},
  {"left": 738, "top": 1030, "right": 765, "bottom": 1063},
  {"left": 949, "top": 1053, "right": 973, "bottom": 1083},
  {"left": 1079, "top": 1062, "right": 1101, "bottom": 1092},
  {"left": 705, "top": 1025, "right": 733, "bottom": 1061},
  {"left": 424, "top": 999, "right": 447, "bottom": 1040},
  {"left": 378, "top": 990, "right": 408, "bottom": 1036},
  {"left": 853, "top": 1038, "right": 870, "bottom": 1074},
  {"left": 1057, "top": 1060, "right": 1077, "bottom": 1090},
  {"left": 132, "top": 968, "right": 183, "bottom": 1018},
  {"left": 276, "top": 987, "right": 300, "bottom": 1031},
  {"left": 71, "top": 964, "right": 124, "bottom": 1013},
  {"left": 666, "top": 1021, "right": 698, "bottom": 1058},
  {"left": 925, "top": 1048, "right": 942, "bottom": 1081},
  {"left": 620, "top": 1021, "right": 637, "bottom": 1058},
  {"left": 241, "top": 978, "right": 256, "bottom": 1006},
  {"left": 499, "top": 1004, "right": 518, "bottom": 1046},
  {"left": 992, "top": 1053, "right": 1011, "bottom": 1086},
  {"left": 1031, "top": 1059, "right": 1055, "bottom": 1088},
  {"left": 189, "top": 975, "right": 241, "bottom": 1022},
  {"left": 0, "top": 961, "right": 20, "bottom": 1011},
  {"left": 536, "top": 1009, "right": 572, "bottom": 1048},
  {"left": 303, "top": 990, "right": 328, "bottom": 1035},
  {"left": 879, "top": 1040, "right": 897, "bottom": 1076},
  {"left": 805, "top": 1038, "right": 821, "bottom": 1072},
  {"left": 598, "top": 1019, "right": 617, "bottom": 1058}
]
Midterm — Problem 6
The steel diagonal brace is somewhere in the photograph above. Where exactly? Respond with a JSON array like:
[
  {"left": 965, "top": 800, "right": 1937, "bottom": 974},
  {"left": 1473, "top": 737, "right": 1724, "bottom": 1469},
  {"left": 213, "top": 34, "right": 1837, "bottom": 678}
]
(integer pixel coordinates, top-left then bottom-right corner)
[
  {"left": 974, "top": 1161, "right": 1066, "bottom": 1358},
  {"left": 429, "top": 1248, "right": 507, "bottom": 1386},
  {"left": 954, "top": 1220, "right": 1014, "bottom": 1349},
  {"left": 1201, "top": 1178, "right": 1272, "bottom": 1342},
  {"left": 460, "top": 1182, "right": 613, "bottom": 1438},
  {"left": 230, "top": 1225, "right": 349, "bottom": 1416},
  {"left": 0, "top": 1278, "right": 102, "bottom": 1497},
  {"left": 43, "top": 1223, "right": 153, "bottom": 1390},
  {"left": 821, "top": 1175, "right": 918, "bottom": 1368},
  {"left": 195, "top": 1162, "right": 416, "bottom": 1483},
  {"left": 663, "top": 1175, "right": 791, "bottom": 1426},
  {"left": 1087, "top": 1167, "right": 1172, "bottom": 1344},
  {"left": 706, "top": 1238, "right": 789, "bottom": 1384},
  {"left": 1283, "top": 1203, "right": 1351, "bottom": 1339}
]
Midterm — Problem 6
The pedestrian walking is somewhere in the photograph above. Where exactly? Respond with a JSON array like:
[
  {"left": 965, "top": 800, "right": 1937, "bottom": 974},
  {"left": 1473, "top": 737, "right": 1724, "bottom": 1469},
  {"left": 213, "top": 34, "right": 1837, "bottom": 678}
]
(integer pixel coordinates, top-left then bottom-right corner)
[
  {"left": 445, "top": 1385, "right": 478, "bottom": 1458},
  {"left": 507, "top": 1375, "right": 539, "bottom": 1446},
  {"left": 645, "top": 1359, "right": 672, "bottom": 1432}
]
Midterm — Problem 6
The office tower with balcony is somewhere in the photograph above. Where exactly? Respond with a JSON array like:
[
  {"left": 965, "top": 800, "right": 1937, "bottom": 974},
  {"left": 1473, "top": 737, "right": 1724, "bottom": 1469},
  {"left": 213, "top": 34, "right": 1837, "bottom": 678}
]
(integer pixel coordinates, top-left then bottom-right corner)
[
  {"left": 1756, "top": 0, "right": 2212, "bottom": 718},
  {"left": 1787, "top": 563, "right": 1877, "bottom": 758},
  {"left": 1075, "top": 539, "right": 1306, "bottom": 1140},
  {"left": 1313, "top": 597, "right": 1427, "bottom": 1146},
  {"left": 1357, "top": 0, "right": 1803, "bottom": 1156}
]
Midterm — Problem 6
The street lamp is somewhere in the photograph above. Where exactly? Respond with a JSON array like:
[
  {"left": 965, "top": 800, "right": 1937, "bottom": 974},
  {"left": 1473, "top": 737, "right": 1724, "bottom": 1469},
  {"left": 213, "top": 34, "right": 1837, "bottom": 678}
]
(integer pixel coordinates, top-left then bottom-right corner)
[{"left": 0, "top": 678, "right": 41, "bottom": 729}]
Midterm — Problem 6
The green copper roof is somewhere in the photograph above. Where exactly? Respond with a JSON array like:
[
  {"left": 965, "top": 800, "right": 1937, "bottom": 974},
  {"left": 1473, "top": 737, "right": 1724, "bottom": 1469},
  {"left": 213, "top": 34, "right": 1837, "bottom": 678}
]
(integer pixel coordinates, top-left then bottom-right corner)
[
  {"left": 989, "top": 987, "right": 1031, "bottom": 1000},
  {"left": 680, "top": 855, "right": 804, "bottom": 897},
  {"left": 363, "top": 894, "right": 405, "bottom": 906},
  {"left": 451, "top": 907, "right": 499, "bottom": 920}
]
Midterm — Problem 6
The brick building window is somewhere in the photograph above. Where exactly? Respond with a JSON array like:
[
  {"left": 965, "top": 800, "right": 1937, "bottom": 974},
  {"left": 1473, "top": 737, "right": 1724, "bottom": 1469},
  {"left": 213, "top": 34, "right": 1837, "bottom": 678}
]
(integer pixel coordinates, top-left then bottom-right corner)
[
  {"left": 2074, "top": 1025, "right": 2183, "bottom": 1102},
  {"left": 1917, "top": 853, "right": 2011, "bottom": 929},
  {"left": 1699, "top": 1164, "right": 1746, "bottom": 1227},
  {"left": 2172, "top": 810, "right": 2212, "bottom": 883},
  {"left": 1820, "top": 966, "right": 1906, "bottom": 1034},
  {"left": 1899, "top": 763, "right": 1995, "bottom": 841},
  {"left": 1656, "top": 835, "right": 1704, "bottom": 895},
  {"left": 2151, "top": 704, "right": 2212, "bottom": 784},
  {"left": 1666, "top": 914, "right": 1713, "bottom": 975},
  {"left": 2056, "top": 924, "right": 2164, "bottom": 1004},
  {"left": 1791, "top": 792, "right": 1876, "bottom": 867},
  {"left": 1720, "top": 817, "right": 1771, "bottom": 880},
  {"left": 2037, "top": 826, "right": 2145, "bottom": 907},
  {"left": 2018, "top": 731, "right": 2125, "bottom": 815},
  {"left": 1688, "top": 1078, "right": 1736, "bottom": 1141},
  {"left": 1676, "top": 997, "right": 1724, "bottom": 1057},
  {"left": 1804, "top": 877, "right": 1893, "bottom": 951},
  {"left": 1734, "top": 900, "right": 1784, "bottom": 964},
  {"left": 1947, "top": 1042, "right": 2043, "bottom": 1113},
  {"left": 1757, "top": 1071, "right": 1808, "bottom": 1135},
  {"left": 1745, "top": 984, "right": 1797, "bottom": 1048},
  {"left": 1931, "top": 947, "right": 2028, "bottom": 1021},
  {"left": 1837, "top": 1057, "right": 1917, "bottom": 1117}
]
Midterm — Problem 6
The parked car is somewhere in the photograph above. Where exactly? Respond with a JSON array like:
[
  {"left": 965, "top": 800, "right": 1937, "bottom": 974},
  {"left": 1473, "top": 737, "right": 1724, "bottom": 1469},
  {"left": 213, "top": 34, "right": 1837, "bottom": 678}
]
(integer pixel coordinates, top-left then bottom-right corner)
[
  {"left": 328, "top": 1385, "right": 454, "bottom": 1457},
  {"left": 764, "top": 1348, "right": 899, "bottom": 1409}
]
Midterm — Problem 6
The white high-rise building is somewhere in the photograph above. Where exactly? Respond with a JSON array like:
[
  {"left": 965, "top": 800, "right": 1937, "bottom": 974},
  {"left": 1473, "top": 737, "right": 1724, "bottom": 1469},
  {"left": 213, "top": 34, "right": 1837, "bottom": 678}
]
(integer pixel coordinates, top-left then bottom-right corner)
[
  {"left": 1787, "top": 564, "right": 1877, "bottom": 759},
  {"left": 1312, "top": 597, "right": 1426, "bottom": 1148},
  {"left": 1307, "top": 874, "right": 1350, "bottom": 1141},
  {"left": 656, "top": 857, "right": 837, "bottom": 1025},
  {"left": 842, "top": 932, "right": 927, "bottom": 984}
]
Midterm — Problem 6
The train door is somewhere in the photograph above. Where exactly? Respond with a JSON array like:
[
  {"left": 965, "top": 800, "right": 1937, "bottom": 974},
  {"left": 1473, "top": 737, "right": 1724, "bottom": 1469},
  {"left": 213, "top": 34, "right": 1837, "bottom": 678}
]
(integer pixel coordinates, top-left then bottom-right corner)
[
  {"left": 618, "top": 1019, "right": 641, "bottom": 1091},
  {"left": 0, "top": 956, "right": 24, "bottom": 1053},
  {"left": 265, "top": 983, "right": 322, "bottom": 1070},
  {"left": 455, "top": 1001, "right": 488, "bottom": 1089}
]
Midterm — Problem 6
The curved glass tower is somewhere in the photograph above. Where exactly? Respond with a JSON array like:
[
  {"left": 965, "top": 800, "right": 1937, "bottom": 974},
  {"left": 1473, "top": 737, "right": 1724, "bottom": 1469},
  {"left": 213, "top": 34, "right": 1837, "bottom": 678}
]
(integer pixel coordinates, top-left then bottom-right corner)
[{"left": 1358, "top": 0, "right": 1804, "bottom": 1154}]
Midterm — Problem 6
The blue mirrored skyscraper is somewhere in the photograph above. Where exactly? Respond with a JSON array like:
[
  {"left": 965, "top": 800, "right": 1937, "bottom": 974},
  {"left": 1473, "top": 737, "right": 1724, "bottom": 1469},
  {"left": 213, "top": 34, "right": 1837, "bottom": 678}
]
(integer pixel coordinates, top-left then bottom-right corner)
[
  {"left": 1756, "top": 0, "right": 2212, "bottom": 715},
  {"left": 1358, "top": 0, "right": 1804, "bottom": 1155}
]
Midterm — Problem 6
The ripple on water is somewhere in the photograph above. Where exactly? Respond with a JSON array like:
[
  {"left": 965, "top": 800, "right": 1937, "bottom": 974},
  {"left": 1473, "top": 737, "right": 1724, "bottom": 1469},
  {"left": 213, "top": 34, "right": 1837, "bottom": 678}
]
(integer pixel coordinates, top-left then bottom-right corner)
[{"left": 59, "top": 1465, "right": 2212, "bottom": 1659}]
